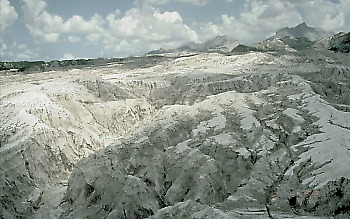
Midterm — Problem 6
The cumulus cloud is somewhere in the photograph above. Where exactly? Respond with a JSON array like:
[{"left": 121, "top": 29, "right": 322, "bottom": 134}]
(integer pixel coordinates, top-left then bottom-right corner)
[
  {"left": 240, "top": 0, "right": 302, "bottom": 34},
  {"left": 295, "top": 0, "right": 350, "bottom": 32},
  {"left": 0, "top": 40, "right": 39, "bottom": 61},
  {"left": 102, "top": 7, "right": 198, "bottom": 56},
  {"left": 22, "top": 0, "right": 104, "bottom": 43},
  {"left": 68, "top": 36, "right": 81, "bottom": 43},
  {"left": 195, "top": 15, "right": 249, "bottom": 42},
  {"left": 0, "top": 0, "right": 18, "bottom": 31},
  {"left": 20, "top": 0, "right": 198, "bottom": 57},
  {"left": 154, "top": 11, "right": 183, "bottom": 23},
  {"left": 0, "top": 39, "right": 7, "bottom": 57},
  {"left": 105, "top": 8, "right": 196, "bottom": 41},
  {"left": 6, "top": 0, "right": 350, "bottom": 60},
  {"left": 134, "top": 0, "right": 210, "bottom": 6},
  {"left": 60, "top": 53, "right": 75, "bottom": 60}
]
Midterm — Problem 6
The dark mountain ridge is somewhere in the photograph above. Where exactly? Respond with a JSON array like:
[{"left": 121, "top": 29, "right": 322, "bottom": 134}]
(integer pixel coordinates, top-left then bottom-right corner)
[{"left": 271, "top": 22, "right": 333, "bottom": 41}]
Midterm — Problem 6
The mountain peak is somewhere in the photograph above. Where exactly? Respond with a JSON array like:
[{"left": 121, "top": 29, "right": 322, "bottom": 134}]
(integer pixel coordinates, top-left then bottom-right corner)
[
  {"left": 214, "top": 35, "right": 228, "bottom": 40},
  {"left": 272, "top": 22, "right": 333, "bottom": 41},
  {"left": 294, "top": 22, "right": 314, "bottom": 32},
  {"left": 201, "top": 35, "right": 239, "bottom": 52},
  {"left": 296, "top": 22, "right": 310, "bottom": 28},
  {"left": 205, "top": 35, "right": 231, "bottom": 45}
]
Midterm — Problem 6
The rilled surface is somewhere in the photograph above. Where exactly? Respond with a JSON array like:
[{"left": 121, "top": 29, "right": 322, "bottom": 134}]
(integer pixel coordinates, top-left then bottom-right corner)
[{"left": 1, "top": 52, "right": 349, "bottom": 218}]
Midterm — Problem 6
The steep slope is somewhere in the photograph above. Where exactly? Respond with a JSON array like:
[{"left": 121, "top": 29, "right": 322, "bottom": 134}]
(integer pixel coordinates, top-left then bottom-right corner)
[
  {"left": 329, "top": 32, "right": 350, "bottom": 53},
  {"left": 196, "top": 35, "right": 240, "bottom": 52},
  {"left": 231, "top": 44, "right": 260, "bottom": 54},
  {"left": 254, "top": 37, "right": 297, "bottom": 52},
  {"left": 60, "top": 53, "right": 349, "bottom": 218},
  {"left": 255, "top": 36, "right": 315, "bottom": 52},
  {"left": 314, "top": 32, "right": 350, "bottom": 53},
  {"left": 0, "top": 68, "right": 157, "bottom": 218},
  {"left": 279, "top": 36, "right": 315, "bottom": 50},
  {"left": 1, "top": 51, "right": 350, "bottom": 218}
]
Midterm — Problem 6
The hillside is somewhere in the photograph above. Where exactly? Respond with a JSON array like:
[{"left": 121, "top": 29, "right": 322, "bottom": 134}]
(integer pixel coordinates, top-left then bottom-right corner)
[
  {"left": 329, "top": 32, "right": 350, "bottom": 53},
  {"left": 1, "top": 46, "right": 350, "bottom": 218}
]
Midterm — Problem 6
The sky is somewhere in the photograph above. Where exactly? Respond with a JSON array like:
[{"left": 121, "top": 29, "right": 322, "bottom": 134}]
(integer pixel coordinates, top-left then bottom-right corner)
[{"left": 1, "top": 0, "right": 350, "bottom": 61}]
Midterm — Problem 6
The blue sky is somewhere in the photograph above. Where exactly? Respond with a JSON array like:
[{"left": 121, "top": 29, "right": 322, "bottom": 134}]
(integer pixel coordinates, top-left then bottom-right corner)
[{"left": 1, "top": 0, "right": 349, "bottom": 61}]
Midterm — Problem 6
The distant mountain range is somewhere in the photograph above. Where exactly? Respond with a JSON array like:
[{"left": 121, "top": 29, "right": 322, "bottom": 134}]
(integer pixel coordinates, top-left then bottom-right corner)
[
  {"left": 147, "top": 35, "right": 239, "bottom": 55},
  {"left": 148, "top": 22, "right": 349, "bottom": 55},
  {"left": 253, "top": 22, "right": 335, "bottom": 52},
  {"left": 271, "top": 22, "right": 333, "bottom": 41},
  {"left": 2, "top": 23, "right": 348, "bottom": 73}
]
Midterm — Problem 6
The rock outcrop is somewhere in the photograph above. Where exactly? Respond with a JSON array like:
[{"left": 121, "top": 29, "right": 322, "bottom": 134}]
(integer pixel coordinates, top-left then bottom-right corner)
[{"left": 329, "top": 32, "right": 350, "bottom": 53}]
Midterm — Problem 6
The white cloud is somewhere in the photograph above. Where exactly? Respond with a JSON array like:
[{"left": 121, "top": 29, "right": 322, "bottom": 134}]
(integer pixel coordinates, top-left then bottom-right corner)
[
  {"left": 195, "top": 15, "right": 251, "bottom": 42},
  {"left": 295, "top": 0, "right": 350, "bottom": 32},
  {"left": 174, "top": 0, "right": 210, "bottom": 6},
  {"left": 240, "top": 0, "right": 302, "bottom": 34},
  {"left": 20, "top": 0, "right": 199, "bottom": 57},
  {"left": 0, "top": 40, "right": 39, "bottom": 61},
  {"left": 63, "top": 14, "right": 105, "bottom": 34},
  {"left": 68, "top": 36, "right": 81, "bottom": 43},
  {"left": 0, "top": 38, "right": 7, "bottom": 57},
  {"left": 0, "top": 0, "right": 18, "bottom": 32},
  {"left": 194, "top": 0, "right": 350, "bottom": 44},
  {"left": 12, "top": 0, "right": 350, "bottom": 61},
  {"left": 86, "top": 33, "right": 102, "bottom": 44},
  {"left": 22, "top": 0, "right": 104, "bottom": 43},
  {"left": 102, "top": 7, "right": 198, "bottom": 56},
  {"left": 134, "top": 0, "right": 210, "bottom": 6},
  {"left": 16, "top": 49, "right": 38, "bottom": 60},
  {"left": 60, "top": 53, "right": 75, "bottom": 60},
  {"left": 22, "top": 0, "right": 62, "bottom": 42},
  {"left": 154, "top": 11, "right": 183, "bottom": 23}
]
